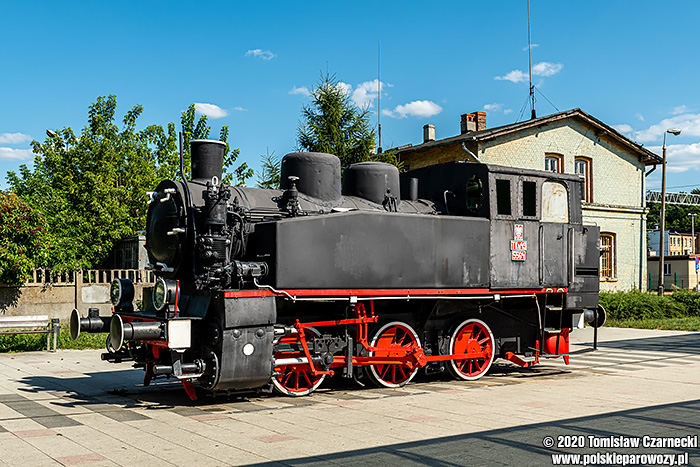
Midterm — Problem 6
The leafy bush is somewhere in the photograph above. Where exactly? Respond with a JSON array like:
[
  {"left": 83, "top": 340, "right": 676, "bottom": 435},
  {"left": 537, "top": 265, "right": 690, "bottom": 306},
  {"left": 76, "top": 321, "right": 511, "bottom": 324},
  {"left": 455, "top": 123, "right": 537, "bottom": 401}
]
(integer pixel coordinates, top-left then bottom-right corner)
[
  {"left": 666, "top": 289, "right": 700, "bottom": 316},
  {"left": 600, "top": 289, "right": 700, "bottom": 321},
  {"left": 0, "top": 192, "right": 53, "bottom": 285}
]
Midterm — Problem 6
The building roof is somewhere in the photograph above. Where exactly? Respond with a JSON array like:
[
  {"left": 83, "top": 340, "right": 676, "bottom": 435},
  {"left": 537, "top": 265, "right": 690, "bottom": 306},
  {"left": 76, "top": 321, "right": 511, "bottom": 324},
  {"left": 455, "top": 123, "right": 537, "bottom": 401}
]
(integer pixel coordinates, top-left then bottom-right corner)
[{"left": 393, "top": 108, "right": 662, "bottom": 166}]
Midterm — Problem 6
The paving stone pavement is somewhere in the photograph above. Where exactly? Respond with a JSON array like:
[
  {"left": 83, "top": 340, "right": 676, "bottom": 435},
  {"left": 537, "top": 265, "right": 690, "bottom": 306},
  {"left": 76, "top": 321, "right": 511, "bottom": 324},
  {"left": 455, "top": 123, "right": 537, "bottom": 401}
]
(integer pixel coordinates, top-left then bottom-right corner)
[{"left": 0, "top": 327, "right": 699, "bottom": 466}]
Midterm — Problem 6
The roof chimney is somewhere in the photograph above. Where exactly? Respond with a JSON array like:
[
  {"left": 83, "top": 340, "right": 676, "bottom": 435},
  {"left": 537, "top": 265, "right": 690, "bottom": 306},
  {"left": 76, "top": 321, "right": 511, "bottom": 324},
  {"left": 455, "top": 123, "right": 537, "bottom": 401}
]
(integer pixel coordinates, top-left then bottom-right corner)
[
  {"left": 460, "top": 111, "right": 487, "bottom": 134},
  {"left": 423, "top": 124, "right": 435, "bottom": 143}
]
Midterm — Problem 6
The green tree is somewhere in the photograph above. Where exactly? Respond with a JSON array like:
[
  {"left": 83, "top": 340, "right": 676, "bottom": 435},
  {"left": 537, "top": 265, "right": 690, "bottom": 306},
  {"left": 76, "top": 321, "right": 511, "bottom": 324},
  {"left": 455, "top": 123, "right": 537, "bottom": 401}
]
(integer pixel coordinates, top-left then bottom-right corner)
[
  {"left": 6, "top": 97, "right": 252, "bottom": 271},
  {"left": 7, "top": 96, "right": 165, "bottom": 270},
  {"left": 0, "top": 192, "right": 53, "bottom": 284},
  {"left": 256, "top": 149, "right": 281, "bottom": 189},
  {"left": 297, "top": 73, "right": 376, "bottom": 169}
]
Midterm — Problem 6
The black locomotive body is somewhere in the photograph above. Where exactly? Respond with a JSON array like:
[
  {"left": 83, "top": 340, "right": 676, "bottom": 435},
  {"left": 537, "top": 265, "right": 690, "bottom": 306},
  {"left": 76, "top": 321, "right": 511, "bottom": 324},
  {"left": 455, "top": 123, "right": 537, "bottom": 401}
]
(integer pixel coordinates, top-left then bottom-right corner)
[{"left": 72, "top": 139, "right": 603, "bottom": 399}]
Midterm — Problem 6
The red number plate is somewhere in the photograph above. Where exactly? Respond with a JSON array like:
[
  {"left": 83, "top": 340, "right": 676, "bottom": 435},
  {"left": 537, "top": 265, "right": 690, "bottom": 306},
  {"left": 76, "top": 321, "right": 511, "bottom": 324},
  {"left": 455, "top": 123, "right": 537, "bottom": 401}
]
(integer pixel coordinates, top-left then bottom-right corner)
[
  {"left": 512, "top": 250, "right": 527, "bottom": 261},
  {"left": 510, "top": 240, "right": 527, "bottom": 251}
]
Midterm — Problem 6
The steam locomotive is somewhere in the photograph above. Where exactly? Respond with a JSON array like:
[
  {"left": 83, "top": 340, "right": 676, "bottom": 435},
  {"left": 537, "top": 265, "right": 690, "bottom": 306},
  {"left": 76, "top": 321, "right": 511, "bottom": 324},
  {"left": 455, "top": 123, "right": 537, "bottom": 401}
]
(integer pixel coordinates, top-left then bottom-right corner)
[{"left": 71, "top": 139, "right": 604, "bottom": 399}]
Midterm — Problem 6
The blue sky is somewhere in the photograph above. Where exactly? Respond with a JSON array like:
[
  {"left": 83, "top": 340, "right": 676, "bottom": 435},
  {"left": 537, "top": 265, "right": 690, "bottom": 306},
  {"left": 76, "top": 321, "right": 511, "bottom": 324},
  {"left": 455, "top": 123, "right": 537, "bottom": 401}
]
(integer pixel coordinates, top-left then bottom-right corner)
[{"left": 1, "top": 1, "right": 699, "bottom": 192}]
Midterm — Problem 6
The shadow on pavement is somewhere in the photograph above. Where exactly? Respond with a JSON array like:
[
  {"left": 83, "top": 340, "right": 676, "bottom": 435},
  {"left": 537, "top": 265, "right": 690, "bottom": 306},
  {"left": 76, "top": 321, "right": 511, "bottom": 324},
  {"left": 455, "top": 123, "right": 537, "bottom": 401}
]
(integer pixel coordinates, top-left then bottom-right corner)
[
  {"left": 243, "top": 399, "right": 700, "bottom": 467},
  {"left": 581, "top": 332, "right": 700, "bottom": 354}
]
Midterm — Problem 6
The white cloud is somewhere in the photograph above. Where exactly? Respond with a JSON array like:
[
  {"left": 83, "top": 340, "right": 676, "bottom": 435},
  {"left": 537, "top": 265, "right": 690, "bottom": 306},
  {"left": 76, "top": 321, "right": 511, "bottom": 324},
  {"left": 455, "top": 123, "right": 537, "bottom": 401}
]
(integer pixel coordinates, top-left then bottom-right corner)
[
  {"left": 635, "top": 113, "right": 645, "bottom": 122},
  {"left": 612, "top": 124, "right": 633, "bottom": 134},
  {"left": 647, "top": 143, "right": 700, "bottom": 173},
  {"left": 290, "top": 79, "right": 391, "bottom": 109},
  {"left": 245, "top": 49, "right": 276, "bottom": 60},
  {"left": 671, "top": 105, "right": 690, "bottom": 115},
  {"left": 633, "top": 113, "right": 700, "bottom": 143},
  {"left": 0, "top": 147, "right": 34, "bottom": 161},
  {"left": 532, "top": 62, "right": 563, "bottom": 77},
  {"left": 495, "top": 61, "right": 563, "bottom": 83},
  {"left": 289, "top": 86, "right": 311, "bottom": 97},
  {"left": 483, "top": 103, "right": 512, "bottom": 115},
  {"left": 336, "top": 81, "right": 352, "bottom": 96},
  {"left": 233, "top": 106, "right": 248, "bottom": 112},
  {"left": 350, "top": 79, "right": 390, "bottom": 109},
  {"left": 0, "top": 133, "right": 31, "bottom": 144},
  {"left": 495, "top": 69, "right": 528, "bottom": 83},
  {"left": 522, "top": 43, "right": 539, "bottom": 51},
  {"left": 383, "top": 100, "right": 443, "bottom": 119},
  {"left": 194, "top": 103, "right": 229, "bottom": 119}
]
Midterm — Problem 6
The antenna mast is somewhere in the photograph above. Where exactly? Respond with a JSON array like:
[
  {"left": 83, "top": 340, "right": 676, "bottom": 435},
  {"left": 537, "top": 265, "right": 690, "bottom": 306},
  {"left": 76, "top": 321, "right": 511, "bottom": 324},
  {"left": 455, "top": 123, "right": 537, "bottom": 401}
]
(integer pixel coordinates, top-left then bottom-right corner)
[
  {"left": 527, "top": 0, "right": 535, "bottom": 119},
  {"left": 377, "top": 40, "right": 382, "bottom": 153}
]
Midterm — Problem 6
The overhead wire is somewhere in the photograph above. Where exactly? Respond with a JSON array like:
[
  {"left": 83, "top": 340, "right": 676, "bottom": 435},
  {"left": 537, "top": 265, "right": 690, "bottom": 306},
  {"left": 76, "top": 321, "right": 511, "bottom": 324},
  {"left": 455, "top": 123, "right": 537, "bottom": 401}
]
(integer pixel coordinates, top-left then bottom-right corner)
[{"left": 535, "top": 87, "right": 559, "bottom": 112}]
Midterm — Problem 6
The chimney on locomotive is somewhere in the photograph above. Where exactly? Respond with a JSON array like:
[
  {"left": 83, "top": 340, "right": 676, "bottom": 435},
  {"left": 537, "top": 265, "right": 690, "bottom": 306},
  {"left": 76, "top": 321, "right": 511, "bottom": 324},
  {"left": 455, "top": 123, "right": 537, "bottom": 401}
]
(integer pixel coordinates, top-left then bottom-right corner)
[{"left": 190, "top": 139, "right": 225, "bottom": 184}]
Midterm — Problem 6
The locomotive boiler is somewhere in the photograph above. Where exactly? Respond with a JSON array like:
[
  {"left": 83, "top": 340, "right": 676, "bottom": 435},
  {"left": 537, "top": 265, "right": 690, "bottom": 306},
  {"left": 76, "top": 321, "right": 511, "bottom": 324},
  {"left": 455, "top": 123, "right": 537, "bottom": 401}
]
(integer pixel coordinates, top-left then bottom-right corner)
[{"left": 71, "top": 139, "right": 604, "bottom": 399}]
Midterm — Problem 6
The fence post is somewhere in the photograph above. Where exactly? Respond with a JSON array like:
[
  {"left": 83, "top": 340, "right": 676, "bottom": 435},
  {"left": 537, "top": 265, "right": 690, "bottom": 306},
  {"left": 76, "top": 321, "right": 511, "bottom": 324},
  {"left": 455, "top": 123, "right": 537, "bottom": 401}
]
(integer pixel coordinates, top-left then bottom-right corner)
[
  {"left": 75, "top": 269, "right": 83, "bottom": 312},
  {"left": 52, "top": 318, "right": 60, "bottom": 352}
]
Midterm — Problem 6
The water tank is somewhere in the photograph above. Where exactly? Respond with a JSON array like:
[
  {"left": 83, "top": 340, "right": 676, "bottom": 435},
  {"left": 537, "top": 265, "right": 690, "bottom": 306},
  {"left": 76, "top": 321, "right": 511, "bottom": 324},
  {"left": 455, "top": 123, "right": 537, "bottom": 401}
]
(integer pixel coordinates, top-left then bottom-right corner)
[
  {"left": 342, "top": 162, "right": 400, "bottom": 205},
  {"left": 280, "top": 152, "right": 341, "bottom": 202}
]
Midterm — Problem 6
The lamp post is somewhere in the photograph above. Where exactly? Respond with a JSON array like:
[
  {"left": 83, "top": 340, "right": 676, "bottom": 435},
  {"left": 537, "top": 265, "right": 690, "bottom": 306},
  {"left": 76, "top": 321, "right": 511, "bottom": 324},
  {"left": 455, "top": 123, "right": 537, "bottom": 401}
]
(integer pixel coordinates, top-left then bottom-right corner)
[
  {"left": 658, "top": 128, "right": 682, "bottom": 296},
  {"left": 689, "top": 213, "right": 697, "bottom": 255}
]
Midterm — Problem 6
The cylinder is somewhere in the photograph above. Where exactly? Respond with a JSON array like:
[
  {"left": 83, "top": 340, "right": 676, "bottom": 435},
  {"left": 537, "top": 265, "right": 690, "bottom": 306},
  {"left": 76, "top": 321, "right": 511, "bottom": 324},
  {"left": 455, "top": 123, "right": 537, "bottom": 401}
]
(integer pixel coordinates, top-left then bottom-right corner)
[
  {"left": 342, "top": 162, "right": 400, "bottom": 204},
  {"left": 70, "top": 308, "right": 111, "bottom": 341},
  {"left": 409, "top": 178, "right": 419, "bottom": 201},
  {"left": 190, "top": 140, "right": 225, "bottom": 183},
  {"left": 110, "top": 314, "right": 165, "bottom": 351},
  {"left": 280, "top": 152, "right": 341, "bottom": 201},
  {"left": 153, "top": 361, "right": 205, "bottom": 376},
  {"left": 204, "top": 192, "right": 227, "bottom": 226}
]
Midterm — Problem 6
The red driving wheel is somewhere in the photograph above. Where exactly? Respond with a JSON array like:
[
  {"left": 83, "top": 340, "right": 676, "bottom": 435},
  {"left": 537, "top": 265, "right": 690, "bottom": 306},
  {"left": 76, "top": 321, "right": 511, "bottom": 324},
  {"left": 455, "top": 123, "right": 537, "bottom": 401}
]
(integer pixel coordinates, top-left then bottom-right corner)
[
  {"left": 448, "top": 318, "right": 495, "bottom": 381},
  {"left": 272, "top": 327, "right": 325, "bottom": 396},
  {"left": 368, "top": 321, "right": 421, "bottom": 388}
]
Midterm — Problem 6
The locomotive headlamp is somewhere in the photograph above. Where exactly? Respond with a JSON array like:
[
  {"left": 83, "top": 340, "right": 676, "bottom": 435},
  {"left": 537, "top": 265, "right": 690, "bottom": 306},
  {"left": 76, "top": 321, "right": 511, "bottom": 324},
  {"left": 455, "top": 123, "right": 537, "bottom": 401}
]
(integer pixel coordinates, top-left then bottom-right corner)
[
  {"left": 110, "top": 278, "right": 135, "bottom": 309},
  {"left": 153, "top": 278, "right": 178, "bottom": 311}
]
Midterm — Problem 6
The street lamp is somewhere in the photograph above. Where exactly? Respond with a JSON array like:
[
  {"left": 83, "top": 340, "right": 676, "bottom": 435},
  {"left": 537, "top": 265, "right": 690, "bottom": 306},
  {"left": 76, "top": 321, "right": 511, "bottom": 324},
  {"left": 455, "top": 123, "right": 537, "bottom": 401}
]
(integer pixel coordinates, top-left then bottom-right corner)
[
  {"left": 689, "top": 213, "right": 697, "bottom": 255},
  {"left": 658, "top": 128, "right": 682, "bottom": 296}
]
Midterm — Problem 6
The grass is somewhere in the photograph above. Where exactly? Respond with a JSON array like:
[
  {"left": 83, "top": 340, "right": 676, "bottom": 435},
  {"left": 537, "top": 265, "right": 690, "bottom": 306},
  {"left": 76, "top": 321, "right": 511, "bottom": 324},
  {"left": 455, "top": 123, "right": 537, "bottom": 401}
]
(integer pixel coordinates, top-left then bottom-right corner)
[
  {"left": 606, "top": 317, "right": 700, "bottom": 331},
  {"left": 0, "top": 327, "right": 108, "bottom": 353}
]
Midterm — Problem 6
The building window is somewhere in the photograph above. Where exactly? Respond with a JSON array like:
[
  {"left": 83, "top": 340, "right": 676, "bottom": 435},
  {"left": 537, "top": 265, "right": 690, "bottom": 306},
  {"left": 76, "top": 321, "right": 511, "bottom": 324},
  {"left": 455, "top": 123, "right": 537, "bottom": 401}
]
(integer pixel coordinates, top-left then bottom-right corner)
[
  {"left": 664, "top": 263, "right": 671, "bottom": 275},
  {"left": 600, "top": 233, "right": 616, "bottom": 280},
  {"left": 575, "top": 157, "right": 592, "bottom": 203},
  {"left": 545, "top": 153, "right": 563, "bottom": 173}
]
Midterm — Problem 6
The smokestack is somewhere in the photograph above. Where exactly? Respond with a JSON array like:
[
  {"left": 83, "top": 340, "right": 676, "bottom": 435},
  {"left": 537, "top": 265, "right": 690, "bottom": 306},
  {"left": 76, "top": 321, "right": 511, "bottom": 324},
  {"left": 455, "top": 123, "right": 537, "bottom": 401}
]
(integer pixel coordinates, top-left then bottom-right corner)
[
  {"left": 423, "top": 124, "right": 435, "bottom": 143},
  {"left": 190, "top": 139, "right": 225, "bottom": 183}
]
